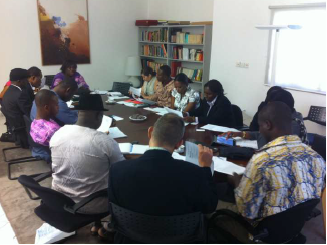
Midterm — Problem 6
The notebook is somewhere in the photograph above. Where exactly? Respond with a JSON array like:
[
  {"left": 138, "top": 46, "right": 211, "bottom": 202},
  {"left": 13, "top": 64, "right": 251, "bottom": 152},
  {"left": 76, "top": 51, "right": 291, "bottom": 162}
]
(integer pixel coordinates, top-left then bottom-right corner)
[{"left": 119, "top": 143, "right": 149, "bottom": 154}]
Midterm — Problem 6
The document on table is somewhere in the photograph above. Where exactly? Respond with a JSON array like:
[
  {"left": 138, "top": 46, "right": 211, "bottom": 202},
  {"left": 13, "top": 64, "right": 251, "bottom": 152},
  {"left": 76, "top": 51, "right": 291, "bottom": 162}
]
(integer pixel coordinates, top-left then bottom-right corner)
[
  {"left": 201, "top": 124, "right": 240, "bottom": 133},
  {"left": 35, "top": 223, "right": 75, "bottom": 244},
  {"left": 129, "top": 87, "right": 141, "bottom": 97},
  {"left": 213, "top": 157, "right": 245, "bottom": 175},
  {"left": 185, "top": 141, "right": 214, "bottom": 175},
  {"left": 97, "top": 115, "right": 112, "bottom": 133},
  {"left": 111, "top": 115, "right": 124, "bottom": 121},
  {"left": 152, "top": 107, "right": 169, "bottom": 114},
  {"left": 110, "top": 96, "right": 129, "bottom": 100},
  {"left": 235, "top": 139, "right": 258, "bottom": 149},
  {"left": 91, "top": 90, "right": 108, "bottom": 95},
  {"left": 108, "top": 127, "right": 127, "bottom": 139},
  {"left": 108, "top": 92, "right": 122, "bottom": 96},
  {"left": 119, "top": 143, "right": 149, "bottom": 154},
  {"left": 66, "top": 100, "right": 74, "bottom": 108},
  {"left": 172, "top": 152, "right": 186, "bottom": 161},
  {"left": 164, "top": 107, "right": 183, "bottom": 117},
  {"left": 137, "top": 98, "right": 156, "bottom": 105}
]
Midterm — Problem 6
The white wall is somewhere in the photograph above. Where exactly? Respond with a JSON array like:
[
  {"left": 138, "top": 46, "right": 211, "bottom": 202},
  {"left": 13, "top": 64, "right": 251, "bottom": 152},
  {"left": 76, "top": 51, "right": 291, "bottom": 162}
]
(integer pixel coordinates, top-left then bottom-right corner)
[
  {"left": 210, "top": 0, "right": 326, "bottom": 135},
  {"left": 147, "top": 0, "right": 214, "bottom": 21},
  {"left": 0, "top": 0, "right": 148, "bottom": 90}
]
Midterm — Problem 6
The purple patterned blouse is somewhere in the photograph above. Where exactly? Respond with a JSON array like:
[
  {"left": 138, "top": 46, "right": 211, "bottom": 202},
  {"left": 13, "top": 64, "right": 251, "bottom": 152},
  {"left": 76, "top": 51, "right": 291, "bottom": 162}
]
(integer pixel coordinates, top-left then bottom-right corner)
[
  {"left": 30, "top": 119, "right": 61, "bottom": 146},
  {"left": 51, "top": 72, "right": 89, "bottom": 89}
]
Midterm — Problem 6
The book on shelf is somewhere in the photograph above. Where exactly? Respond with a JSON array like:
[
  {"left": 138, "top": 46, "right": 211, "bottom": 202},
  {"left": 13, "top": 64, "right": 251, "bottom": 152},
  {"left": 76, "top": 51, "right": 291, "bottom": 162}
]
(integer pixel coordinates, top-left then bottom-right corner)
[
  {"left": 171, "top": 61, "right": 182, "bottom": 77},
  {"left": 157, "top": 20, "right": 168, "bottom": 25},
  {"left": 182, "top": 48, "right": 189, "bottom": 61},
  {"left": 176, "top": 67, "right": 203, "bottom": 82},
  {"left": 170, "top": 31, "right": 203, "bottom": 44},
  {"left": 141, "top": 29, "right": 168, "bottom": 42},
  {"left": 141, "top": 60, "right": 164, "bottom": 73},
  {"left": 191, "top": 21, "right": 213, "bottom": 25},
  {"left": 195, "top": 50, "right": 204, "bottom": 61},
  {"left": 167, "top": 20, "right": 191, "bottom": 25},
  {"left": 172, "top": 47, "right": 203, "bottom": 61},
  {"left": 135, "top": 20, "right": 158, "bottom": 26},
  {"left": 141, "top": 44, "right": 167, "bottom": 58}
]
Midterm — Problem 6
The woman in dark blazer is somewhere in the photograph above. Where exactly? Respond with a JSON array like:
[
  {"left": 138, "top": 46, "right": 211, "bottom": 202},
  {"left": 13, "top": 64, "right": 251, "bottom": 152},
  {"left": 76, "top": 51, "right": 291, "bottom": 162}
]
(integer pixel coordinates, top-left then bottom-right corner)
[{"left": 184, "top": 79, "right": 235, "bottom": 127}]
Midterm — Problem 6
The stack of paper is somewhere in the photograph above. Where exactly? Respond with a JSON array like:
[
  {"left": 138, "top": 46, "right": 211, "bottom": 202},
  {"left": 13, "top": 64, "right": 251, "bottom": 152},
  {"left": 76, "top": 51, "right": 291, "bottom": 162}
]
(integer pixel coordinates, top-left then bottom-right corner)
[
  {"left": 97, "top": 115, "right": 113, "bottom": 133},
  {"left": 119, "top": 143, "right": 149, "bottom": 154},
  {"left": 91, "top": 90, "right": 108, "bottom": 95},
  {"left": 164, "top": 107, "right": 183, "bottom": 117},
  {"left": 108, "top": 127, "right": 127, "bottom": 139},
  {"left": 108, "top": 92, "right": 122, "bottom": 96},
  {"left": 201, "top": 124, "right": 240, "bottom": 133},
  {"left": 129, "top": 87, "right": 141, "bottom": 97},
  {"left": 110, "top": 96, "right": 129, "bottom": 100},
  {"left": 111, "top": 115, "right": 124, "bottom": 121},
  {"left": 35, "top": 223, "right": 75, "bottom": 244},
  {"left": 235, "top": 139, "right": 258, "bottom": 149},
  {"left": 213, "top": 157, "right": 245, "bottom": 175}
]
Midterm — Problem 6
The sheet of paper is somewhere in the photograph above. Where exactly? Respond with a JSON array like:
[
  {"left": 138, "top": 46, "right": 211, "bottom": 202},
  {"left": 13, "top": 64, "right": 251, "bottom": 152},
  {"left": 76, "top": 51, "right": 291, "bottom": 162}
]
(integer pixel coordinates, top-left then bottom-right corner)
[
  {"left": 91, "top": 90, "right": 108, "bottom": 95},
  {"left": 108, "top": 127, "right": 127, "bottom": 139},
  {"left": 35, "top": 223, "right": 75, "bottom": 244},
  {"left": 201, "top": 124, "right": 240, "bottom": 133},
  {"left": 143, "top": 107, "right": 155, "bottom": 112},
  {"left": 185, "top": 141, "right": 214, "bottom": 175},
  {"left": 172, "top": 152, "right": 186, "bottom": 161},
  {"left": 111, "top": 115, "right": 124, "bottom": 121},
  {"left": 97, "top": 116, "right": 113, "bottom": 133},
  {"left": 213, "top": 157, "right": 245, "bottom": 175},
  {"left": 164, "top": 107, "right": 183, "bottom": 117},
  {"left": 131, "top": 144, "right": 149, "bottom": 154},
  {"left": 152, "top": 107, "right": 168, "bottom": 113},
  {"left": 119, "top": 143, "right": 132, "bottom": 153},
  {"left": 66, "top": 100, "right": 74, "bottom": 108},
  {"left": 235, "top": 139, "right": 258, "bottom": 149},
  {"left": 110, "top": 96, "right": 129, "bottom": 100},
  {"left": 129, "top": 87, "right": 141, "bottom": 97},
  {"left": 108, "top": 92, "right": 122, "bottom": 96},
  {"left": 184, "top": 122, "right": 189, "bottom": 126}
]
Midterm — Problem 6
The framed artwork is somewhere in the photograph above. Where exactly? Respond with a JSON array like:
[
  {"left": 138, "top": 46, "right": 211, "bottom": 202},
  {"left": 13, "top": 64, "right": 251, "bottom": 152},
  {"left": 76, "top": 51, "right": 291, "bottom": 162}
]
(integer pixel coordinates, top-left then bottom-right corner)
[{"left": 37, "top": 0, "right": 91, "bottom": 65}]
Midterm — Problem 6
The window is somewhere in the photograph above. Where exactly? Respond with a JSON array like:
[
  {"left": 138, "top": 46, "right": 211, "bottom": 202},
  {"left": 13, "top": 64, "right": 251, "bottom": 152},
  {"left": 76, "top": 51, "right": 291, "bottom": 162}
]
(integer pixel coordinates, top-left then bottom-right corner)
[{"left": 266, "top": 4, "right": 326, "bottom": 94}]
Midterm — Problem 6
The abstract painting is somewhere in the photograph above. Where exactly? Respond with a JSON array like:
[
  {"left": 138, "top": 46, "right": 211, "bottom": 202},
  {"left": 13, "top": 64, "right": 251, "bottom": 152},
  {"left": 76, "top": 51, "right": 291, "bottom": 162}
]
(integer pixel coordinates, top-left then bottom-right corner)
[{"left": 37, "top": 0, "right": 90, "bottom": 65}]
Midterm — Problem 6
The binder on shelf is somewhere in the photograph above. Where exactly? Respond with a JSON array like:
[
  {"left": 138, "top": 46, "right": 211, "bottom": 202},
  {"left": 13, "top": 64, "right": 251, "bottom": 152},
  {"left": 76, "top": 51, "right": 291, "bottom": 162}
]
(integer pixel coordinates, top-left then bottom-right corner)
[
  {"left": 171, "top": 61, "right": 182, "bottom": 77},
  {"left": 135, "top": 20, "right": 158, "bottom": 26}
]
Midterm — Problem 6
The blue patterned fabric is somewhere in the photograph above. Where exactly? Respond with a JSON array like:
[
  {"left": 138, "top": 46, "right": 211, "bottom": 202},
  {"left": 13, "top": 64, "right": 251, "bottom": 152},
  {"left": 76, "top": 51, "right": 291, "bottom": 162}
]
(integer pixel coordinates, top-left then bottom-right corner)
[{"left": 235, "top": 135, "right": 326, "bottom": 220}]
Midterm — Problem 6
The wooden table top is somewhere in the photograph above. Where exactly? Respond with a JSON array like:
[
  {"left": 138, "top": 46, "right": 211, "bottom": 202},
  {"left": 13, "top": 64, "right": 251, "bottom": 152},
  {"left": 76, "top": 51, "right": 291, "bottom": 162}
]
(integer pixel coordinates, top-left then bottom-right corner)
[{"left": 102, "top": 97, "right": 248, "bottom": 169}]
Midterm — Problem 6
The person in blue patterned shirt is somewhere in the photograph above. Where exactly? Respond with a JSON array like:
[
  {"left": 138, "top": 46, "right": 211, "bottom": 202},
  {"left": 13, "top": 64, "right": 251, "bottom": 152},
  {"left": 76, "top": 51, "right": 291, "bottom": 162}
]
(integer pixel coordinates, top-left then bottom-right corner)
[{"left": 215, "top": 101, "right": 325, "bottom": 243}]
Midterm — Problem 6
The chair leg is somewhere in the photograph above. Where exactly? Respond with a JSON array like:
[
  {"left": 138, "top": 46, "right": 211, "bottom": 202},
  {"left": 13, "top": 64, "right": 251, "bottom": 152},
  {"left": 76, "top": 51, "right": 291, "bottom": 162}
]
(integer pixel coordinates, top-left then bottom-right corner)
[
  {"left": 3, "top": 146, "right": 22, "bottom": 162},
  {"left": 322, "top": 188, "right": 326, "bottom": 236},
  {"left": 22, "top": 171, "right": 52, "bottom": 200}
]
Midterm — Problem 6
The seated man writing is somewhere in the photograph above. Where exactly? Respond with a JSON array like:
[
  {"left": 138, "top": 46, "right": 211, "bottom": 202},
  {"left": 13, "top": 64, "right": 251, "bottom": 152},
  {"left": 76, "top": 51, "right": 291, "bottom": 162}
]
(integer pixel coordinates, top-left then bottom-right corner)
[
  {"left": 108, "top": 113, "right": 218, "bottom": 243},
  {"left": 30, "top": 90, "right": 60, "bottom": 162},
  {"left": 216, "top": 102, "right": 326, "bottom": 243}
]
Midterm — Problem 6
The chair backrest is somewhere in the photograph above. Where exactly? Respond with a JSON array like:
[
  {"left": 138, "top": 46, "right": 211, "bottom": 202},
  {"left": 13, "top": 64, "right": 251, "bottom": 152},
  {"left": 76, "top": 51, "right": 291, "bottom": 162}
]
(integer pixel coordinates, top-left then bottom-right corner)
[
  {"left": 257, "top": 198, "right": 320, "bottom": 243},
  {"left": 111, "top": 82, "right": 131, "bottom": 96},
  {"left": 110, "top": 202, "right": 205, "bottom": 243},
  {"left": 44, "top": 75, "right": 55, "bottom": 87},
  {"left": 23, "top": 115, "right": 51, "bottom": 156},
  {"left": 231, "top": 104, "right": 243, "bottom": 128},
  {"left": 18, "top": 175, "right": 75, "bottom": 211},
  {"left": 310, "top": 134, "right": 326, "bottom": 161},
  {"left": 304, "top": 106, "right": 326, "bottom": 126}
]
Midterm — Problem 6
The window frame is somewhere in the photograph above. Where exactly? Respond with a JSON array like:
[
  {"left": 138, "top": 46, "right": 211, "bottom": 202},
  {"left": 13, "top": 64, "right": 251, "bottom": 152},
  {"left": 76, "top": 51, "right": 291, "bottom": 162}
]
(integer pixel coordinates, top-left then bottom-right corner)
[{"left": 264, "top": 2, "right": 326, "bottom": 95}]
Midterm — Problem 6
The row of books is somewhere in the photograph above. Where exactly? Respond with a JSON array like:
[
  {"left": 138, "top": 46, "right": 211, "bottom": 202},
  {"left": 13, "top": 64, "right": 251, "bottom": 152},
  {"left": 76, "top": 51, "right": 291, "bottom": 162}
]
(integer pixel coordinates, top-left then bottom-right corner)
[
  {"left": 173, "top": 47, "right": 204, "bottom": 61},
  {"left": 141, "top": 44, "right": 167, "bottom": 58},
  {"left": 136, "top": 20, "right": 213, "bottom": 26},
  {"left": 141, "top": 60, "right": 164, "bottom": 73},
  {"left": 171, "top": 61, "right": 203, "bottom": 82},
  {"left": 171, "top": 31, "right": 203, "bottom": 44},
  {"left": 140, "top": 29, "right": 168, "bottom": 42}
]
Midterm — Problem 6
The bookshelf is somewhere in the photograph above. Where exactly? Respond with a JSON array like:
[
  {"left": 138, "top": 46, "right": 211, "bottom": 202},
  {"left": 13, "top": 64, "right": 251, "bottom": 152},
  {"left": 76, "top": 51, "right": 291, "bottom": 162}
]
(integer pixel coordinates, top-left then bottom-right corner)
[{"left": 138, "top": 25, "right": 212, "bottom": 95}]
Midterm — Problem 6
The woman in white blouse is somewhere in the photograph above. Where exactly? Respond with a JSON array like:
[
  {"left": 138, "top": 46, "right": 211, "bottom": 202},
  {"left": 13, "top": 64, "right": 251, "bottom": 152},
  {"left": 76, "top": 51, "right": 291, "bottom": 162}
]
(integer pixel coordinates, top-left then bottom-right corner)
[
  {"left": 171, "top": 73, "right": 200, "bottom": 112},
  {"left": 140, "top": 67, "right": 157, "bottom": 100}
]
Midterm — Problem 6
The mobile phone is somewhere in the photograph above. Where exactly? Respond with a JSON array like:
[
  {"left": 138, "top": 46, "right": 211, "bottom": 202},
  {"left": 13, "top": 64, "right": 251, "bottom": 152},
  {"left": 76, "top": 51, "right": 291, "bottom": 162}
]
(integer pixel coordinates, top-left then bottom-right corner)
[{"left": 216, "top": 136, "right": 234, "bottom": 147}]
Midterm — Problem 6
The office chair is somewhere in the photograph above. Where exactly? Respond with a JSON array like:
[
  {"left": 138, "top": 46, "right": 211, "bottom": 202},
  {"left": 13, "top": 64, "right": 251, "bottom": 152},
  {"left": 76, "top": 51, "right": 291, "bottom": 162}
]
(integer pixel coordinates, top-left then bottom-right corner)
[
  {"left": 109, "top": 202, "right": 206, "bottom": 243},
  {"left": 231, "top": 104, "right": 249, "bottom": 131},
  {"left": 44, "top": 75, "right": 55, "bottom": 88},
  {"left": 304, "top": 106, "right": 326, "bottom": 126},
  {"left": 110, "top": 82, "right": 131, "bottom": 96},
  {"left": 208, "top": 199, "right": 320, "bottom": 244},
  {"left": 18, "top": 175, "right": 109, "bottom": 233}
]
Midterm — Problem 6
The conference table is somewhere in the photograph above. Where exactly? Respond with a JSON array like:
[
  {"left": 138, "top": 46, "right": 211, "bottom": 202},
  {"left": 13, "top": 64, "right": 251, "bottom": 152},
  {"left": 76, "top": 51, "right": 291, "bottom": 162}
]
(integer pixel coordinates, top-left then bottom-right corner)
[{"left": 101, "top": 97, "right": 248, "bottom": 176}]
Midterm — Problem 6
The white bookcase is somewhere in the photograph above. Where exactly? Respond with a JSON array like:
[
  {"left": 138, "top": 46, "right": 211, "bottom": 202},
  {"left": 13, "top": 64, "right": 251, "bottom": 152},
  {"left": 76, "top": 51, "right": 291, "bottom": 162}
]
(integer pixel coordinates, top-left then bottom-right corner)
[{"left": 138, "top": 25, "right": 212, "bottom": 95}]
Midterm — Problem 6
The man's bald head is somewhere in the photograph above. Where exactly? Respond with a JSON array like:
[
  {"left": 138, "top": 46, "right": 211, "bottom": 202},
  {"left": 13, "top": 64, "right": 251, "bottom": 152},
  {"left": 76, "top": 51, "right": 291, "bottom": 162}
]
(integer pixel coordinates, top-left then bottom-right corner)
[{"left": 258, "top": 101, "right": 292, "bottom": 142}]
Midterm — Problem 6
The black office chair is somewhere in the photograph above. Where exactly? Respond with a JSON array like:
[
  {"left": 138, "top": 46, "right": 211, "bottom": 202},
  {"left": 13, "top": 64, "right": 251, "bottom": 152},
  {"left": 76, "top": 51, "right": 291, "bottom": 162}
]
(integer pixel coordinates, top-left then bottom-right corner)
[
  {"left": 18, "top": 175, "right": 109, "bottom": 233},
  {"left": 109, "top": 202, "right": 206, "bottom": 243},
  {"left": 110, "top": 82, "right": 131, "bottom": 96},
  {"left": 208, "top": 199, "right": 320, "bottom": 244},
  {"left": 304, "top": 106, "right": 326, "bottom": 126},
  {"left": 44, "top": 75, "right": 55, "bottom": 88},
  {"left": 231, "top": 104, "right": 249, "bottom": 131}
]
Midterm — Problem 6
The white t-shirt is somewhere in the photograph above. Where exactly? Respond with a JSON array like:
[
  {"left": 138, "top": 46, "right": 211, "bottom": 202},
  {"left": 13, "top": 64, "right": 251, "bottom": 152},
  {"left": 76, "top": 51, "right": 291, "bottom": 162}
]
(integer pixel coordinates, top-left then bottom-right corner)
[{"left": 50, "top": 125, "right": 125, "bottom": 203}]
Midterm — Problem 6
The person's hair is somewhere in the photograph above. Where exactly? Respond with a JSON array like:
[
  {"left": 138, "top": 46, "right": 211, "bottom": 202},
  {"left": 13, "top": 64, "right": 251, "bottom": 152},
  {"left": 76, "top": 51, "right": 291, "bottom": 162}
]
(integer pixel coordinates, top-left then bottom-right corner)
[
  {"left": 159, "top": 65, "right": 171, "bottom": 77},
  {"left": 60, "top": 60, "right": 77, "bottom": 73},
  {"left": 175, "top": 73, "right": 192, "bottom": 86},
  {"left": 141, "top": 67, "right": 156, "bottom": 77},
  {"left": 265, "top": 86, "right": 282, "bottom": 103},
  {"left": 35, "top": 90, "right": 57, "bottom": 107},
  {"left": 259, "top": 101, "right": 292, "bottom": 131},
  {"left": 152, "top": 113, "right": 185, "bottom": 147},
  {"left": 27, "top": 66, "right": 42, "bottom": 77},
  {"left": 269, "top": 89, "right": 295, "bottom": 112},
  {"left": 204, "top": 79, "right": 224, "bottom": 96},
  {"left": 57, "top": 76, "right": 78, "bottom": 90}
]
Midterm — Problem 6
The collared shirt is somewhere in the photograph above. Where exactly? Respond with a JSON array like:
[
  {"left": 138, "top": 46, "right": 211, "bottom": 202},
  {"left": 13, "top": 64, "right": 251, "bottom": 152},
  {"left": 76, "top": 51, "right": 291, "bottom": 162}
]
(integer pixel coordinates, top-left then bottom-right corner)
[
  {"left": 235, "top": 135, "right": 326, "bottom": 220},
  {"left": 30, "top": 91, "right": 78, "bottom": 125},
  {"left": 147, "top": 147, "right": 170, "bottom": 153},
  {"left": 156, "top": 80, "right": 175, "bottom": 107},
  {"left": 30, "top": 119, "right": 60, "bottom": 146},
  {"left": 206, "top": 96, "right": 218, "bottom": 116},
  {"left": 11, "top": 84, "right": 22, "bottom": 91},
  {"left": 172, "top": 86, "right": 200, "bottom": 112},
  {"left": 50, "top": 125, "right": 125, "bottom": 203},
  {"left": 142, "top": 77, "right": 157, "bottom": 96}
]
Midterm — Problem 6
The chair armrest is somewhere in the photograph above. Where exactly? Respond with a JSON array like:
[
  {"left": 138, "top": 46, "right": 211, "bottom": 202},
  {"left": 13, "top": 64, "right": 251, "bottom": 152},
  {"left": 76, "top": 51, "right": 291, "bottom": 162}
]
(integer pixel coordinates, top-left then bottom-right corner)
[
  {"left": 33, "top": 171, "right": 52, "bottom": 182},
  {"left": 237, "top": 126, "right": 250, "bottom": 131},
  {"left": 64, "top": 189, "right": 108, "bottom": 214}
]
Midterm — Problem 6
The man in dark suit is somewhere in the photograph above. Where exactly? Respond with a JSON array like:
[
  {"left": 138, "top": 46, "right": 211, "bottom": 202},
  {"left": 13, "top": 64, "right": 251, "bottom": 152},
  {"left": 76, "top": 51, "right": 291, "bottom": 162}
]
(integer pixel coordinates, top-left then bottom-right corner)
[
  {"left": 184, "top": 80, "right": 235, "bottom": 128},
  {"left": 24, "top": 66, "right": 42, "bottom": 103},
  {"left": 2, "top": 68, "right": 31, "bottom": 148},
  {"left": 108, "top": 113, "right": 218, "bottom": 242}
]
